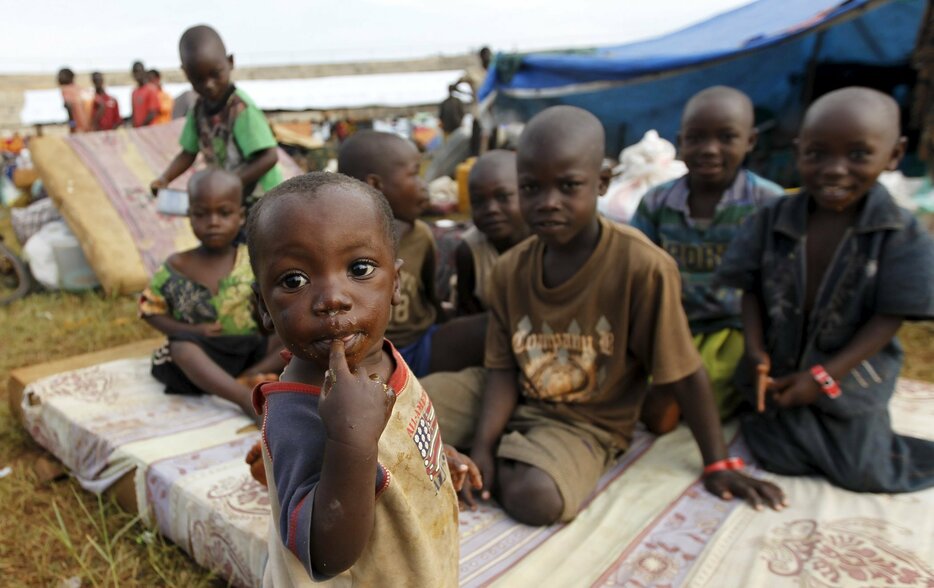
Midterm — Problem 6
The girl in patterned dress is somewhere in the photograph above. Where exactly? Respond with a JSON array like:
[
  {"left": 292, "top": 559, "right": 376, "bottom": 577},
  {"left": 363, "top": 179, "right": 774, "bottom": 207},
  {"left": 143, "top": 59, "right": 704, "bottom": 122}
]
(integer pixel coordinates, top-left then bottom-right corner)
[{"left": 139, "top": 168, "right": 283, "bottom": 416}]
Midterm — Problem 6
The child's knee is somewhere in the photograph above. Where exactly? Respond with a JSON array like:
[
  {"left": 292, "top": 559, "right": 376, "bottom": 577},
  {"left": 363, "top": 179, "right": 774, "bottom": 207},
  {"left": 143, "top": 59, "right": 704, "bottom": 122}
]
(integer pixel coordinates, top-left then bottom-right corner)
[
  {"left": 498, "top": 462, "right": 564, "bottom": 526},
  {"left": 168, "top": 339, "right": 191, "bottom": 353},
  {"left": 640, "top": 386, "right": 680, "bottom": 435},
  {"left": 168, "top": 340, "right": 199, "bottom": 362},
  {"left": 169, "top": 341, "right": 210, "bottom": 370}
]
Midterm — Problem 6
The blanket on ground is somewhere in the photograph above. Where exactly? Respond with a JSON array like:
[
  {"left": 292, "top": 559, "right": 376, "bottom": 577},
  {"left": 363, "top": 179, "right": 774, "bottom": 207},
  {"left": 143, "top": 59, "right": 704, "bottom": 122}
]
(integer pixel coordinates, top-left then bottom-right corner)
[{"left": 29, "top": 120, "right": 302, "bottom": 295}]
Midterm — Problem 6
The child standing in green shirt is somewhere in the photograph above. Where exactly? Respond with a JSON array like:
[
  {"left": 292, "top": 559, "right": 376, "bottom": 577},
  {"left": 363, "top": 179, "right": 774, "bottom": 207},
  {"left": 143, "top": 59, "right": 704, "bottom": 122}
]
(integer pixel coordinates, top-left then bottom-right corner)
[{"left": 151, "top": 25, "right": 282, "bottom": 206}]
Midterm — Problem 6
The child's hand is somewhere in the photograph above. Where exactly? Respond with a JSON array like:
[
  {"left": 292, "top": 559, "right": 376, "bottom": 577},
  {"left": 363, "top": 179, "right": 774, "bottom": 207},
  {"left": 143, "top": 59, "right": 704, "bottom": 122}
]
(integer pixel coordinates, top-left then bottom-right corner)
[
  {"left": 319, "top": 340, "right": 396, "bottom": 450},
  {"left": 443, "top": 444, "right": 483, "bottom": 510},
  {"left": 150, "top": 176, "right": 167, "bottom": 197},
  {"left": 704, "top": 470, "right": 787, "bottom": 511},
  {"left": 195, "top": 322, "right": 224, "bottom": 338},
  {"left": 468, "top": 447, "right": 496, "bottom": 503},
  {"left": 768, "top": 370, "right": 821, "bottom": 408},
  {"left": 245, "top": 441, "right": 267, "bottom": 487}
]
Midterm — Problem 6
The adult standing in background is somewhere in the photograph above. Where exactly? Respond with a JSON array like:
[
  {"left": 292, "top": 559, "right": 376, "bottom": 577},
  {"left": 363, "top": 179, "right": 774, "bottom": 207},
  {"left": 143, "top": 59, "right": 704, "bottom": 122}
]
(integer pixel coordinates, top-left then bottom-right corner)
[
  {"left": 424, "top": 89, "right": 471, "bottom": 181},
  {"left": 453, "top": 47, "right": 494, "bottom": 155},
  {"left": 131, "top": 61, "right": 160, "bottom": 127},
  {"left": 148, "top": 69, "right": 174, "bottom": 125},
  {"left": 57, "top": 68, "right": 90, "bottom": 133},
  {"left": 90, "top": 72, "right": 122, "bottom": 131},
  {"left": 452, "top": 46, "right": 492, "bottom": 101}
]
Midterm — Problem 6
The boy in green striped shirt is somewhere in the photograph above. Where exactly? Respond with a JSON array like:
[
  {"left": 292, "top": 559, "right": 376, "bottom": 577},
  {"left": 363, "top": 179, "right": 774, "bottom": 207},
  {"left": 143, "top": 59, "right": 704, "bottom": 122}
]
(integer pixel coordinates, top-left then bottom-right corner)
[
  {"left": 631, "top": 86, "right": 782, "bottom": 431},
  {"left": 151, "top": 25, "right": 283, "bottom": 208}
]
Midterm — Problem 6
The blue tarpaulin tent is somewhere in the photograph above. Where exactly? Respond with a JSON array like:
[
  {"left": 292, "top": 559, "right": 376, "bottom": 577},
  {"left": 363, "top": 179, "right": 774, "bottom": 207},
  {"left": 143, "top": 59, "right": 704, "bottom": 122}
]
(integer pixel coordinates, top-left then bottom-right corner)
[{"left": 480, "top": 0, "right": 927, "bottom": 170}]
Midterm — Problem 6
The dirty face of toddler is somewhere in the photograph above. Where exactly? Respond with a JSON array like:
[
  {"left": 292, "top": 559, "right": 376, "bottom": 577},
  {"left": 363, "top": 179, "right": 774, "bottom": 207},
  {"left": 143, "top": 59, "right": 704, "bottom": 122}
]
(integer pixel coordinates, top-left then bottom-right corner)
[{"left": 252, "top": 187, "right": 400, "bottom": 375}]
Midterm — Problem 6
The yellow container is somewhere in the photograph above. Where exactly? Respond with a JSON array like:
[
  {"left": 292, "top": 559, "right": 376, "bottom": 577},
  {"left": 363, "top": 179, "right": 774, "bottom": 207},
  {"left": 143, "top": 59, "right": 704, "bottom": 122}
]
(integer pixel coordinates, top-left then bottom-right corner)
[{"left": 455, "top": 157, "right": 476, "bottom": 214}]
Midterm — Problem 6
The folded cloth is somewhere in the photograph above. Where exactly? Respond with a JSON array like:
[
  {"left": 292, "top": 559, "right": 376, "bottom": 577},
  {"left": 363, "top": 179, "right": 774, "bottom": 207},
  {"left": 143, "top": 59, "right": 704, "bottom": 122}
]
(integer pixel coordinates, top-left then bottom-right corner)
[{"left": 11, "top": 197, "right": 61, "bottom": 245}]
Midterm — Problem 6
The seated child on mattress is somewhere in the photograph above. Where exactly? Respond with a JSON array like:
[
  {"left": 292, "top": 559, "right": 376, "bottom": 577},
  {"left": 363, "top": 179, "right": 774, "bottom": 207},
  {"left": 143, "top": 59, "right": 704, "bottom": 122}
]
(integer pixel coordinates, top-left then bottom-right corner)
[
  {"left": 337, "top": 130, "right": 487, "bottom": 376},
  {"left": 423, "top": 106, "right": 787, "bottom": 526},
  {"left": 716, "top": 87, "right": 934, "bottom": 493},
  {"left": 247, "top": 172, "right": 479, "bottom": 586},
  {"left": 631, "top": 86, "right": 783, "bottom": 431},
  {"left": 140, "top": 168, "right": 284, "bottom": 416},
  {"left": 455, "top": 149, "right": 529, "bottom": 316}
]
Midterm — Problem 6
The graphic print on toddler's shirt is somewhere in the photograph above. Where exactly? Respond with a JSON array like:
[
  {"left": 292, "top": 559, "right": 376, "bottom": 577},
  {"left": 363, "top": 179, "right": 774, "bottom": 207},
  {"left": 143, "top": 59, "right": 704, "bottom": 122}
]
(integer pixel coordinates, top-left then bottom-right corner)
[{"left": 407, "top": 389, "right": 447, "bottom": 491}]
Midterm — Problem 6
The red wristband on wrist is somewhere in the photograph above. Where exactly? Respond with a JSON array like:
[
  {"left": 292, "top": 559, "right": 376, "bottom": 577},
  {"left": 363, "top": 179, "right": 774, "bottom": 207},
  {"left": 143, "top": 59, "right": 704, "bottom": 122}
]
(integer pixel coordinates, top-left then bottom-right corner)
[
  {"left": 810, "top": 364, "right": 841, "bottom": 398},
  {"left": 703, "top": 457, "right": 745, "bottom": 476}
]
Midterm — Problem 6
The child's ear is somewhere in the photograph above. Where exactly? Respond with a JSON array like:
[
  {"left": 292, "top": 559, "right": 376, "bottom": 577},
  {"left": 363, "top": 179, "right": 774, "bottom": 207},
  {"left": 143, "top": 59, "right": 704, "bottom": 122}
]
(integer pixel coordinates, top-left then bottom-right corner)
[
  {"left": 251, "top": 282, "right": 276, "bottom": 333},
  {"left": 228, "top": 54, "right": 235, "bottom": 69},
  {"left": 391, "top": 258, "right": 404, "bottom": 306},
  {"left": 365, "top": 173, "right": 383, "bottom": 192},
  {"left": 597, "top": 166, "right": 611, "bottom": 196},
  {"left": 887, "top": 136, "right": 908, "bottom": 171},
  {"left": 747, "top": 128, "right": 759, "bottom": 154}
]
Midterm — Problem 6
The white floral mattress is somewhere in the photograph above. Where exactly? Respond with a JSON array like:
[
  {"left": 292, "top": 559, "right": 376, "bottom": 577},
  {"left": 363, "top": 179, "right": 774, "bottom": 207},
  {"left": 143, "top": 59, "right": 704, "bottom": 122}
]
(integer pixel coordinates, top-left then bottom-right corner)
[{"left": 20, "top": 356, "right": 934, "bottom": 587}]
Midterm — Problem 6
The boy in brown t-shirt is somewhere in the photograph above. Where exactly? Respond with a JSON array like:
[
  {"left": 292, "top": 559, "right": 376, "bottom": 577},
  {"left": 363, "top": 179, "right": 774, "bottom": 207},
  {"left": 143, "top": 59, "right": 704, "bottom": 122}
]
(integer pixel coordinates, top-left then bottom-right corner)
[
  {"left": 425, "top": 106, "right": 786, "bottom": 525},
  {"left": 455, "top": 149, "right": 529, "bottom": 316},
  {"left": 338, "top": 131, "right": 486, "bottom": 376}
]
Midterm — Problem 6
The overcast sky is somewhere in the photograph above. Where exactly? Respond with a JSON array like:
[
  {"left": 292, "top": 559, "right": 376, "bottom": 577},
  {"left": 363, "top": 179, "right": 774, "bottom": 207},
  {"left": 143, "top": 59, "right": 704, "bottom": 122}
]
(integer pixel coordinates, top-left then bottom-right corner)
[{"left": 1, "top": 0, "right": 753, "bottom": 73}]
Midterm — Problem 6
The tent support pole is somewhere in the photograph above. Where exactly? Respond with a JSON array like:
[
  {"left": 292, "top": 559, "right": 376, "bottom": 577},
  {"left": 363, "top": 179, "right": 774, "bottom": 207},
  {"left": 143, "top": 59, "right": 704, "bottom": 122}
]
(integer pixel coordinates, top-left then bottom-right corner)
[{"left": 801, "top": 30, "right": 826, "bottom": 109}]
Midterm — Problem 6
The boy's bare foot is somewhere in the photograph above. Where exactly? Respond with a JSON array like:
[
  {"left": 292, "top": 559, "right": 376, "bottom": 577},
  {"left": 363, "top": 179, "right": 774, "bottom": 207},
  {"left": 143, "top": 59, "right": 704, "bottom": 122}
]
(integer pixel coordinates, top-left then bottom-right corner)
[{"left": 641, "top": 387, "right": 680, "bottom": 435}]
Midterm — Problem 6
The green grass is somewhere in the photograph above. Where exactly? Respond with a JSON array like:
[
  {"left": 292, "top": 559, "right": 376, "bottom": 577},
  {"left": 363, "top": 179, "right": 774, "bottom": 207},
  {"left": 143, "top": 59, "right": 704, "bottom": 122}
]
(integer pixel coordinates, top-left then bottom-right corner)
[
  {"left": 0, "top": 289, "right": 220, "bottom": 586},
  {"left": 0, "top": 209, "right": 218, "bottom": 586}
]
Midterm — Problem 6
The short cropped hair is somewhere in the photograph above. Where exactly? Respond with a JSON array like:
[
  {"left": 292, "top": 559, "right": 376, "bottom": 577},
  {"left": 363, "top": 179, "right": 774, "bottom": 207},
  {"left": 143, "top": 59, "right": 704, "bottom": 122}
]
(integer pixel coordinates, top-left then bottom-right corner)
[
  {"left": 187, "top": 167, "right": 242, "bottom": 204},
  {"left": 439, "top": 96, "right": 465, "bottom": 133},
  {"left": 246, "top": 172, "right": 398, "bottom": 274},
  {"left": 337, "top": 130, "right": 409, "bottom": 182},
  {"left": 57, "top": 68, "right": 75, "bottom": 85},
  {"left": 179, "top": 25, "right": 227, "bottom": 59}
]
